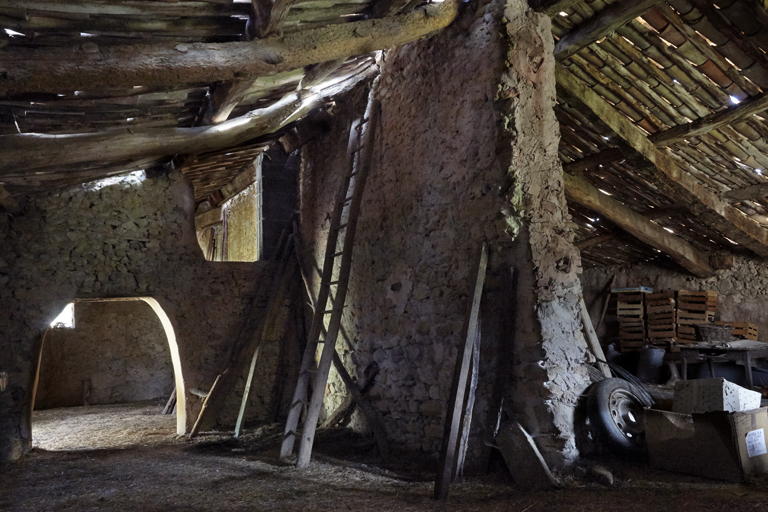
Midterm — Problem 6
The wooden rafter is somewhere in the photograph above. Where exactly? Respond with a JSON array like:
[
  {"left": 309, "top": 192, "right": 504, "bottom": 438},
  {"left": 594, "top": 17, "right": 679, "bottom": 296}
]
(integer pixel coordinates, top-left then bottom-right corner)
[
  {"left": 565, "top": 173, "right": 715, "bottom": 277},
  {"left": 556, "top": 63, "right": 768, "bottom": 258},
  {"left": 651, "top": 90, "right": 768, "bottom": 147},
  {"left": 641, "top": 204, "right": 688, "bottom": 219},
  {"left": 562, "top": 148, "right": 624, "bottom": 174},
  {"left": 249, "top": 0, "right": 297, "bottom": 39},
  {"left": 576, "top": 233, "right": 616, "bottom": 250},
  {"left": 553, "top": 0, "right": 663, "bottom": 62},
  {"left": 723, "top": 182, "right": 768, "bottom": 203},
  {"left": 0, "top": 1, "right": 459, "bottom": 96}
]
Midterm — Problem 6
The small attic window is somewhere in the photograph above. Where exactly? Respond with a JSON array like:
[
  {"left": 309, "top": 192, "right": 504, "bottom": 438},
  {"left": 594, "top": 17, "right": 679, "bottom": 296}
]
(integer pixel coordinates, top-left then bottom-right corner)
[{"left": 51, "top": 303, "right": 75, "bottom": 329}]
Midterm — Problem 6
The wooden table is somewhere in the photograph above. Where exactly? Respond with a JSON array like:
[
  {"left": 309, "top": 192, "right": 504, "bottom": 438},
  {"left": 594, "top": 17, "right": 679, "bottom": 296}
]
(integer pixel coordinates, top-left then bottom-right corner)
[{"left": 680, "top": 340, "right": 768, "bottom": 389}]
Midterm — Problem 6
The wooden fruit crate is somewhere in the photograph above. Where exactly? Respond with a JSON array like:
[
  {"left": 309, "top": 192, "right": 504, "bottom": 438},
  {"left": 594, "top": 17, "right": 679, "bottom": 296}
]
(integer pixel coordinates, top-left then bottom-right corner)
[
  {"left": 648, "top": 325, "right": 676, "bottom": 339},
  {"left": 716, "top": 321, "right": 758, "bottom": 341},
  {"left": 676, "top": 324, "right": 697, "bottom": 341},
  {"left": 619, "top": 320, "right": 645, "bottom": 340},
  {"left": 646, "top": 302, "right": 675, "bottom": 315},
  {"left": 677, "top": 290, "right": 717, "bottom": 312},
  {"left": 619, "top": 340, "right": 645, "bottom": 352},
  {"left": 647, "top": 312, "right": 676, "bottom": 325},
  {"left": 617, "top": 293, "right": 644, "bottom": 319},
  {"left": 677, "top": 310, "right": 715, "bottom": 325},
  {"left": 646, "top": 291, "right": 674, "bottom": 301}
]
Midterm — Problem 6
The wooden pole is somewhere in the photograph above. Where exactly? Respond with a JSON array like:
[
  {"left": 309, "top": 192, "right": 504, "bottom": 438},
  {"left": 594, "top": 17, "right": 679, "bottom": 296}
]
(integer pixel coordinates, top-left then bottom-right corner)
[
  {"left": 434, "top": 243, "right": 487, "bottom": 501},
  {"left": 595, "top": 275, "right": 616, "bottom": 333},
  {"left": 453, "top": 321, "right": 480, "bottom": 484},
  {"left": 579, "top": 296, "right": 611, "bottom": 378}
]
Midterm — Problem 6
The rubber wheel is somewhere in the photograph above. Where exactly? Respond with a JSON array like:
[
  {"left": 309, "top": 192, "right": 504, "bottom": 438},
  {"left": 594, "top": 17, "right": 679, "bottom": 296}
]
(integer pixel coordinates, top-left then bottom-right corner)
[{"left": 586, "top": 378, "right": 645, "bottom": 456}]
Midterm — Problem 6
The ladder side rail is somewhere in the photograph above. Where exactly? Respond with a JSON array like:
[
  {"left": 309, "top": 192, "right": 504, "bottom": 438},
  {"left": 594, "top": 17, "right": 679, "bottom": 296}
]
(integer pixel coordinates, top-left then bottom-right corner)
[
  {"left": 279, "top": 120, "right": 361, "bottom": 459},
  {"left": 295, "top": 101, "right": 380, "bottom": 468}
]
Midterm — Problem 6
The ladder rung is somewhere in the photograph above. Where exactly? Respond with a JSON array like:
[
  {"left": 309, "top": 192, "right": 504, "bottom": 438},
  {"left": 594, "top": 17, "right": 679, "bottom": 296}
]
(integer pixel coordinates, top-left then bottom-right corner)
[
  {"left": 334, "top": 251, "right": 344, "bottom": 257},
  {"left": 339, "top": 196, "right": 353, "bottom": 205},
  {"left": 291, "top": 398, "right": 308, "bottom": 408},
  {"left": 328, "top": 280, "right": 340, "bottom": 285},
  {"left": 283, "top": 429, "right": 301, "bottom": 439},
  {"left": 324, "top": 308, "right": 337, "bottom": 314},
  {"left": 335, "top": 223, "right": 348, "bottom": 231}
]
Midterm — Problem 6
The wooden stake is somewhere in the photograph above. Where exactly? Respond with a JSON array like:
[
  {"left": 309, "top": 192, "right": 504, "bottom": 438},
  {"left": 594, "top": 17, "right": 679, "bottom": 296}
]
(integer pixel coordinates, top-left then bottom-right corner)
[
  {"left": 189, "top": 373, "right": 223, "bottom": 438},
  {"left": 434, "top": 243, "right": 487, "bottom": 501},
  {"left": 162, "top": 388, "right": 177, "bottom": 415}
]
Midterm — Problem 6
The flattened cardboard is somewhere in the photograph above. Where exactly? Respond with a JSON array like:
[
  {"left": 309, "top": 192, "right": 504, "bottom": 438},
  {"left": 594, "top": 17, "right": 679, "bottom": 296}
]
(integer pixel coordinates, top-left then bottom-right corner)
[
  {"left": 646, "top": 407, "right": 768, "bottom": 481},
  {"left": 673, "top": 378, "right": 761, "bottom": 414},
  {"left": 645, "top": 409, "right": 743, "bottom": 482}
]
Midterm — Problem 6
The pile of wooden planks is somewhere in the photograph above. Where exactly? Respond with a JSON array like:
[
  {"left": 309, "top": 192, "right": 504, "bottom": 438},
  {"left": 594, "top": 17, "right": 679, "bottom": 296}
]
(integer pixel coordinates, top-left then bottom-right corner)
[
  {"left": 716, "top": 321, "right": 759, "bottom": 340},
  {"left": 676, "top": 290, "right": 717, "bottom": 343},
  {"left": 616, "top": 288, "right": 649, "bottom": 352}
]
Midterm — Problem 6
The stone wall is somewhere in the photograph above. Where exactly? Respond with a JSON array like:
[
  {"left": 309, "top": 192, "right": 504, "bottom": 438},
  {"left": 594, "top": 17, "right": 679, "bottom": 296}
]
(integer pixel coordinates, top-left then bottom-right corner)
[
  {"left": 0, "top": 169, "right": 289, "bottom": 465},
  {"left": 582, "top": 256, "right": 768, "bottom": 343},
  {"left": 299, "top": 0, "right": 590, "bottom": 471},
  {"left": 35, "top": 300, "right": 174, "bottom": 410}
]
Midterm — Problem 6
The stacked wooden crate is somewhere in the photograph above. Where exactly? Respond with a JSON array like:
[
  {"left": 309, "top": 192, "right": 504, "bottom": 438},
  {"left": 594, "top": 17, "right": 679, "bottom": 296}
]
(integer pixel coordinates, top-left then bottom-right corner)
[
  {"left": 676, "top": 290, "right": 717, "bottom": 344},
  {"left": 716, "top": 321, "right": 758, "bottom": 340},
  {"left": 645, "top": 291, "right": 676, "bottom": 348},
  {"left": 615, "top": 288, "right": 649, "bottom": 352}
]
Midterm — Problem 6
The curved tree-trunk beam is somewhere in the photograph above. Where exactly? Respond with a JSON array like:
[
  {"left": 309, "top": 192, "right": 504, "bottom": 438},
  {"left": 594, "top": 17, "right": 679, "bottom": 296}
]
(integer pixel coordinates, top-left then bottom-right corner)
[
  {"left": 0, "top": 67, "right": 376, "bottom": 176},
  {"left": 0, "top": 1, "right": 458, "bottom": 97}
]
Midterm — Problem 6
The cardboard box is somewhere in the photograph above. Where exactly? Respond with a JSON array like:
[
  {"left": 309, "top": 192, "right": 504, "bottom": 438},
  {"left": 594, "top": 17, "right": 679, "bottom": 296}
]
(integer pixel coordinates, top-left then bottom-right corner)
[
  {"left": 673, "top": 378, "right": 762, "bottom": 414},
  {"left": 645, "top": 407, "right": 768, "bottom": 482}
]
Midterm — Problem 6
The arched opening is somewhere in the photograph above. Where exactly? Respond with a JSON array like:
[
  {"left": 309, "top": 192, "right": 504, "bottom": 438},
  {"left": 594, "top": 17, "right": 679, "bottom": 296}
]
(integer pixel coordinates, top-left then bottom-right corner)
[{"left": 31, "top": 297, "right": 186, "bottom": 451}]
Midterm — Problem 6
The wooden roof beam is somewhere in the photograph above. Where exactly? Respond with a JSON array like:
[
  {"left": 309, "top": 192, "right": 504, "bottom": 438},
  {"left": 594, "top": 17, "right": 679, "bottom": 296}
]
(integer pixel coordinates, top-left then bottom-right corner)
[
  {"left": 195, "top": 207, "right": 223, "bottom": 231},
  {"left": 0, "top": 1, "right": 458, "bottom": 97},
  {"left": 0, "top": 67, "right": 375, "bottom": 176},
  {"left": 554, "top": 0, "right": 663, "bottom": 62},
  {"left": 565, "top": 173, "right": 715, "bottom": 277},
  {"left": 556, "top": 63, "right": 768, "bottom": 258},
  {"left": 651, "top": 89, "right": 768, "bottom": 147}
]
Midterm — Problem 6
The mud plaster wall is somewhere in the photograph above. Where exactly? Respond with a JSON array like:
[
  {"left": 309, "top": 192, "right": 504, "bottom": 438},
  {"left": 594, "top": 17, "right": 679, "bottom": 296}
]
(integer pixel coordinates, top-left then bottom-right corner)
[
  {"left": 0, "top": 170, "right": 286, "bottom": 465},
  {"left": 582, "top": 257, "right": 768, "bottom": 345},
  {"left": 299, "top": 0, "right": 591, "bottom": 469},
  {"left": 35, "top": 300, "right": 174, "bottom": 410}
]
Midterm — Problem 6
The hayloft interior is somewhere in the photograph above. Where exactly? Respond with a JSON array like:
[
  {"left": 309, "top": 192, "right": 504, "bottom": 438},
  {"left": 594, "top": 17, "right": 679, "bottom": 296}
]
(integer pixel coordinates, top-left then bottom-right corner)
[{"left": 5, "top": 0, "right": 768, "bottom": 509}]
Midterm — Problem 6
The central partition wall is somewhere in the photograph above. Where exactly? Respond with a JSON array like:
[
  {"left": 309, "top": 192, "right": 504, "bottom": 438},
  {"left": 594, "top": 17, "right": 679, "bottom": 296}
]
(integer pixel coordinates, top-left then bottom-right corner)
[{"left": 299, "top": 0, "right": 592, "bottom": 471}]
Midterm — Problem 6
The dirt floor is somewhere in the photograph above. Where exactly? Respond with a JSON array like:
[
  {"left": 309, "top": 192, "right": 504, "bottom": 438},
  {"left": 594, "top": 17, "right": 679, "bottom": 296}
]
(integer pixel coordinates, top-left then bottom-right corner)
[{"left": 3, "top": 401, "right": 768, "bottom": 511}]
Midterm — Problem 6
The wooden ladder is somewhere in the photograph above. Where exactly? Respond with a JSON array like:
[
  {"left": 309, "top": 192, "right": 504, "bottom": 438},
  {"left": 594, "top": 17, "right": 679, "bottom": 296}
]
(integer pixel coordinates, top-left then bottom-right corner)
[{"left": 280, "top": 97, "right": 380, "bottom": 468}]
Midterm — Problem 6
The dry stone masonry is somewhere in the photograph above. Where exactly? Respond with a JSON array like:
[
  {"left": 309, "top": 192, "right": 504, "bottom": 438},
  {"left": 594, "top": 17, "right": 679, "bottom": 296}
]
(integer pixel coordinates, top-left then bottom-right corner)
[{"left": 0, "top": 170, "right": 285, "bottom": 465}]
